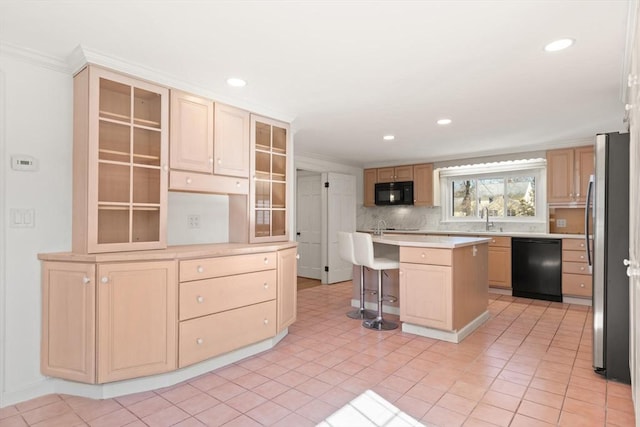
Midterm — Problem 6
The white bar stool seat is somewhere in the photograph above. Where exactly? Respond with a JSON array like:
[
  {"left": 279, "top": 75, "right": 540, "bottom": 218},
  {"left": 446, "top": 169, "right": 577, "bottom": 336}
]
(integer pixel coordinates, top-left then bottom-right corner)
[
  {"left": 352, "top": 232, "right": 399, "bottom": 331},
  {"left": 338, "top": 232, "right": 376, "bottom": 319}
]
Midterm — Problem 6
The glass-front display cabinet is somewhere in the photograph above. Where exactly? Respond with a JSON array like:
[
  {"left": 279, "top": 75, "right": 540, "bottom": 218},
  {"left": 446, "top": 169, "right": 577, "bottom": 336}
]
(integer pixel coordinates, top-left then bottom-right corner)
[{"left": 250, "top": 115, "right": 289, "bottom": 243}]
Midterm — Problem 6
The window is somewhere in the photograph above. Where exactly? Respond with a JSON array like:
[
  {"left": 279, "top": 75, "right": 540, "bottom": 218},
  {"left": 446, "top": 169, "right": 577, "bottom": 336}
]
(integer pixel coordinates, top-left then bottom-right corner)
[{"left": 440, "top": 159, "right": 545, "bottom": 222}]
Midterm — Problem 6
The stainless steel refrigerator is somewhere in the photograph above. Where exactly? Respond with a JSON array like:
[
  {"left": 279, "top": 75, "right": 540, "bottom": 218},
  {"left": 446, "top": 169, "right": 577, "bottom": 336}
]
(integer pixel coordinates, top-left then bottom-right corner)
[{"left": 587, "top": 132, "right": 630, "bottom": 383}]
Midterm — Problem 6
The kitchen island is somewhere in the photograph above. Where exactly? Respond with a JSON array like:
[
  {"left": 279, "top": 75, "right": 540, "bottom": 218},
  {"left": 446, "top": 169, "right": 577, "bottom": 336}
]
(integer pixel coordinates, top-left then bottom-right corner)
[{"left": 365, "top": 235, "right": 490, "bottom": 343}]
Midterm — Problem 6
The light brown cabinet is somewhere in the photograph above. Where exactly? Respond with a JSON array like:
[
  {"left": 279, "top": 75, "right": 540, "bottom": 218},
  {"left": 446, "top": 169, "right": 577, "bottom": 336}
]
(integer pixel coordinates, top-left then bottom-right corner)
[
  {"left": 547, "top": 145, "right": 594, "bottom": 204},
  {"left": 72, "top": 66, "right": 169, "bottom": 254},
  {"left": 413, "top": 163, "right": 434, "bottom": 206},
  {"left": 41, "top": 260, "right": 177, "bottom": 384},
  {"left": 41, "top": 262, "right": 96, "bottom": 383},
  {"left": 250, "top": 115, "right": 290, "bottom": 242},
  {"left": 487, "top": 236, "right": 512, "bottom": 289},
  {"left": 399, "top": 245, "right": 488, "bottom": 331},
  {"left": 363, "top": 168, "right": 377, "bottom": 207},
  {"left": 378, "top": 165, "right": 413, "bottom": 182},
  {"left": 169, "top": 91, "right": 249, "bottom": 194},
  {"left": 277, "top": 247, "right": 298, "bottom": 332},
  {"left": 562, "top": 238, "right": 593, "bottom": 298}
]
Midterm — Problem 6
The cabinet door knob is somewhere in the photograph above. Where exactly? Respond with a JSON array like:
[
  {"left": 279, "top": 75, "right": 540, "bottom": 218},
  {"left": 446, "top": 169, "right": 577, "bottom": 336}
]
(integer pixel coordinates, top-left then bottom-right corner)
[
  {"left": 217, "top": 158, "right": 222, "bottom": 165},
  {"left": 162, "top": 164, "right": 168, "bottom": 172},
  {"left": 208, "top": 157, "right": 214, "bottom": 164},
  {"left": 296, "top": 253, "right": 300, "bottom": 260},
  {"left": 263, "top": 319, "right": 269, "bottom": 325},
  {"left": 196, "top": 338, "right": 204, "bottom": 345},
  {"left": 197, "top": 266, "right": 204, "bottom": 273},
  {"left": 100, "top": 276, "right": 108, "bottom": 284},
  {"left": 186, "top": 177, "right": 192, "bottom": 184},
  {"left": 82, "top": 276, "right": 91, "bottom": 285},
  {"left": 492, "top": 239, "right": 496, "bottom": 243},
  {"left": 236, "top": 181, "right": 241, "bottom": 187},
  {"left": 263, "top": 282, "right": 268, "bottom": 289},
  {"left": 264, "top": 257, "right": 269, "bottom": 264},
  {"left": 196, "top": 296, "right": 204, "bottom": 303},
  {"left": 576, "top": 193, "right": 580, "bottom": 198}
]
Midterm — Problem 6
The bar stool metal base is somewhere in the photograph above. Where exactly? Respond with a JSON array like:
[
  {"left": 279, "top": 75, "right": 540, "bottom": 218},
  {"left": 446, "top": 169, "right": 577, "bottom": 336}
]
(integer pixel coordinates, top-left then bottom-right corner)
[
  {"left": 363, "top": 317, "right": 398, "bottom": 331},
  {"left": 347, "top": 308, "right": 377, "bottom": 320}
]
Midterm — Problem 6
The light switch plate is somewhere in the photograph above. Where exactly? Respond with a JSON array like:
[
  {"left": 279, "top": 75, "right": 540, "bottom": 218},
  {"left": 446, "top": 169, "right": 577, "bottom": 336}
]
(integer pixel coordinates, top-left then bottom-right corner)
[{"left": 10, "top": 208, "right": 35, "bottom": 228}]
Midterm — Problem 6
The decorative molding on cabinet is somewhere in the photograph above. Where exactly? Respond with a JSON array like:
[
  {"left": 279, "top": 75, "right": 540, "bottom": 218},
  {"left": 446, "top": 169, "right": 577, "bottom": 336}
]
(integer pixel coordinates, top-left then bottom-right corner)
[
  {"left": 67, "top": 45, "right": 295, "bottom": 123},
  {"left": 0, "top": 41, "right": 71, "bottom": 73}
]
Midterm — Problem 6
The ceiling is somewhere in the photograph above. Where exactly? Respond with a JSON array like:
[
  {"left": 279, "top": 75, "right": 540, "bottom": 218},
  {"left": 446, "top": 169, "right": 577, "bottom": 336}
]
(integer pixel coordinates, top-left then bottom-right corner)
[{"left": 0, "top": 1, "right": 634, "bottom": 167}]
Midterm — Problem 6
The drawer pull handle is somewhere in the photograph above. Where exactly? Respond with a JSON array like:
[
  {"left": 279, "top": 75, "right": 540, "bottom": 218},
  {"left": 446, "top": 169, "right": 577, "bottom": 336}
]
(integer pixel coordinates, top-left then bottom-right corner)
[
  {"left": 580, "top": 255, "right": 584, "bottom": 259},
  {"left": 263, "top": 319, "right": 269, "bottom": 325},
  {"left": 236, "top": 181, "right": 241, "bottom": 187},
  {"left": 580, "top": 283, "right": 585, "bottom": 288},
  {"left": 580, "top": 243, "right": 585, "bottom": 247},
  {"left": 264, "top": 257, "right": 269, "bottom": 264},
  {"left": 196, "top": 338, "right": 204, "bottom": 345},
  {"left": 196, "top": 296, "right": 204, "bottom": 303},
  {"left": 197, "top": 266, "right": 204, "bottom": 273},
  {"left": 580, "top": 267, "right": 585, "bottom": 271},
  {"left": 186, "top": 177, "right": 192, "bottom": 184},
  {"left": 82, "top": 276, "right": 91, "bottom": 285},
  {"left": 420, "top": 253, "right": 426, "bottom": 258},
  {"left": 492, "top": 239, "right": 496, "bottom": 243},
  {"left": 263, "top": 282, "right": 268, "bottom": 289}
]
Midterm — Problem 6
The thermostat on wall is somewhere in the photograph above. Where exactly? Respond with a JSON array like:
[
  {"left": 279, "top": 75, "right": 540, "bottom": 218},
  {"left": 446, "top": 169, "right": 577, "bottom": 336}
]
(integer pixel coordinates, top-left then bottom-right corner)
[{"left": 11, "top": 155, "right": 38, "bottom": 171}]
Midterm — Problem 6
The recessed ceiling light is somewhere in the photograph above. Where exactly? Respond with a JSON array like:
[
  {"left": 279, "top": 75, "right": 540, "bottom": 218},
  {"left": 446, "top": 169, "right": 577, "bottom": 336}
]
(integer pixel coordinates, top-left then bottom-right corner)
[
  {"left": 383, "top": 135, "right": 395, "bottom": 141},
  {"left": 544, "top": 38, "right": 574, "bottom": 52},
  {"left": 226, "top": 77, "right": 247, "bottom": 87},
  {"left": 437, "top": 118, "right": 452, "bottom": 125}
]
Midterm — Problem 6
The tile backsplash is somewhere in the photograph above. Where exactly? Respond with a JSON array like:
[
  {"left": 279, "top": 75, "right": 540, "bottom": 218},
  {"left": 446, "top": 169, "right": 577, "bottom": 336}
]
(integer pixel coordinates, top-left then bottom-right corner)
[{"left": 357, "top": 205, "right": 547, "bottom": 234}]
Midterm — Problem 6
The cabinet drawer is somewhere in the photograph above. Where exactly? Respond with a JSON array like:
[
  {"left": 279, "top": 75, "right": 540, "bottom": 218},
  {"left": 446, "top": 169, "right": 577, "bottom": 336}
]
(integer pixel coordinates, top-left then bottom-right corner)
[
  {"left": 179, "top": 300, "right": 276, "bottom": 367},
  {"left": 180, "top": 252, "right": 276, "bottom": 282},
  {"left": 400, "top": 247, "right": 451, "bottom": 266},
  {"left": 562, "top": 273, "right": 592, "bottom": 297},
  {"left": 563, "top": 238, "right": 591, "bottom": 251},
  {"left": 170, "top": 170, "right": 248, "bottom": 195},
  {"left": 488, "top": 236, "right": 511, "bottom": 248},
  {"left": 562, "top": 261, "right": 591, "bottom": 276},
  {"left": 562, "top": 250, "right": 588, "bottom": 263},
  {"left": 180, "top": 270, "right": 276, "bottom": 320}
]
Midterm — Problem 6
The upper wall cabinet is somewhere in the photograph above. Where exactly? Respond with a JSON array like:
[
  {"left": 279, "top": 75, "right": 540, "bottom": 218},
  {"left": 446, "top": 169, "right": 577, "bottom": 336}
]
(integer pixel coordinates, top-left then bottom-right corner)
[
  {"left": 363, "top": 168, "right": 377, "bottom": 207},
  {"left": 547, "top": 145, "right": 594, "bottom": 204},
  {"left": 413, "top": 163, "right": 434, "bottom": 206},
  {"left": 72, "top": 66, "right": 169, "bottom": 254},
  {"left": 250, "top": 115, "right": 290, "bottom": 243},
  {"left": 378, "top": 165, "right": 413, "bottom": 182},
  {"left": 169, "top": 91, "right": 250, "bottom": 194}
]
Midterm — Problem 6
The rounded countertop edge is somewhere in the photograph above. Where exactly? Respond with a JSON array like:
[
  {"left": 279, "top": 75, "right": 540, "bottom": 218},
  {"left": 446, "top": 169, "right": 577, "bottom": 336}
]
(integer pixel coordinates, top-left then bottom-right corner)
[
  {"left": 359, "top": 229, "right": 588, "bottom": 239},
  {"left": 373, "top": 235, "right": 491, "bottom": 249},
  {"left": 38, "top": 241, "right": 298, "bottom": 263}
]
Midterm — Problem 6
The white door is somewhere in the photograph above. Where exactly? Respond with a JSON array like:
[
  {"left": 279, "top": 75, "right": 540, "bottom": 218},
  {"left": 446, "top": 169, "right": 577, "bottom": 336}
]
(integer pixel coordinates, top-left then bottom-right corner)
[
  {"left": 324, "top": 172, "right": 356, "bottom": 284},
  {"left": 296, "top": 172, "right": 322, "bottom": 279}
]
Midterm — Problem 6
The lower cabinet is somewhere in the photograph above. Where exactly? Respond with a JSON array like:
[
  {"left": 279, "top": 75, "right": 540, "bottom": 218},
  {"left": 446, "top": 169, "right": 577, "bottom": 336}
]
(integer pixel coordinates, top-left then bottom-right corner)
[
  {"left": 41, "top": 245, "right": 298, "bottom": 384},
  {"left": 487, "top": 236, "right": 511, "bottom": 289},
  {"left": 41, "top": 260, "right": 177, "bottom": 384},
  {"left": 400, "top": 263, "right": 452, "bottom": 330},
  {"left": 277, "top": 247, "right": 298, "bottom": 332},
  {"left": 562, "top": 238, "right": 593, "bottom": 299}
]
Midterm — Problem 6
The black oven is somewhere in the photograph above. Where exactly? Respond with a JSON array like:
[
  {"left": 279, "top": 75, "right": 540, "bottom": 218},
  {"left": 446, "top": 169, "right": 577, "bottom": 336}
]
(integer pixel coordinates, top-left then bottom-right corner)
[{"left": 374, "top": 181, "right": 414, "bottom": 206}]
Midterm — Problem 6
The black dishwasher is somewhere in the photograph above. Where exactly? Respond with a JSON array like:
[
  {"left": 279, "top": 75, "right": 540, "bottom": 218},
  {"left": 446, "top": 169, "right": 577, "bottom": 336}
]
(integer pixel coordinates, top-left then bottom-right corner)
[{"left": 512, "top": 238, "right": 562, "bottom": 302}]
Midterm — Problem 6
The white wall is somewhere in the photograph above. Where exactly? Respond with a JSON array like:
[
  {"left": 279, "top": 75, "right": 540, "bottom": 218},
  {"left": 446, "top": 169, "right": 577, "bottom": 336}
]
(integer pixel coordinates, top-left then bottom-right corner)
[
  {"left": 295, "top": 155, "right": 363, "bottom": 205},
  {"left": 0, "top": 54, "right": 74, "bottom": 406}
]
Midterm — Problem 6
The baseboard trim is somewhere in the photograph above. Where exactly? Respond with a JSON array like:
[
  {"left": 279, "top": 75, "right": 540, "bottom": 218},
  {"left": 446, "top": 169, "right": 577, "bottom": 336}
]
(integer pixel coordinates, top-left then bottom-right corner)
[
  {"left": 401, "top": 311, "right": 490, "bottom": 344},
  {"left": 351, "top": 299, "right": 400, "bottom": 316},
  {"left": 562, "top": 296, "right": 592, "bottom": 306}
]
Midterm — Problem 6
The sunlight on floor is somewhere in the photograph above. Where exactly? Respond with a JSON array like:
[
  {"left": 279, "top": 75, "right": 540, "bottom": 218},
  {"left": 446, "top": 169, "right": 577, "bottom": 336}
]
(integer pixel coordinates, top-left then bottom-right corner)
[{"left": 318, "top": 389, "right": 424, "bottom": 426}]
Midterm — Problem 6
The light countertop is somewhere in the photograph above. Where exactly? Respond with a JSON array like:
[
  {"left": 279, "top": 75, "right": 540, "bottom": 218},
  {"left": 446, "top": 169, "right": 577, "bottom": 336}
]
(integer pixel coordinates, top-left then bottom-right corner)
[
  {"left": 361, "top": 229, "right": 586, "bottom": 239},
  {"left": 372, "top": 234, "right": 491, "bottom": 249}
]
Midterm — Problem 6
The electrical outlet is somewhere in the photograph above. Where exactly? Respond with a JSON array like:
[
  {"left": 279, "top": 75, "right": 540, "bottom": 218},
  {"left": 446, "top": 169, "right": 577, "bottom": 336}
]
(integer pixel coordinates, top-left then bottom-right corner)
[
  {"left": 187, "top": 214, "right": 200, "bottom": 229},
  {"left": 557, "top": 218, "right": 567, "bottom": 228}
]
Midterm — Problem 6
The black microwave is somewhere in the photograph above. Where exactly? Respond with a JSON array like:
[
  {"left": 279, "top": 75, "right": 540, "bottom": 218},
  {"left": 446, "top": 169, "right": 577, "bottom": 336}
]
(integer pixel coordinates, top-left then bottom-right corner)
[{"left": 374, "top": 181, "right": 414, "bottom": 206}]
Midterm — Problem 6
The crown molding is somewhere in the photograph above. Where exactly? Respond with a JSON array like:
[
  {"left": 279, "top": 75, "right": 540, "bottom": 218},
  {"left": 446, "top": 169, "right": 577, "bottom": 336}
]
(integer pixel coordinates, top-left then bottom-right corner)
[
  {"left": 67, "top": 45, "right": 295, "bottom": 123},
  {"left": 0, "top": 41, "right": 70, "bottom": 74}
]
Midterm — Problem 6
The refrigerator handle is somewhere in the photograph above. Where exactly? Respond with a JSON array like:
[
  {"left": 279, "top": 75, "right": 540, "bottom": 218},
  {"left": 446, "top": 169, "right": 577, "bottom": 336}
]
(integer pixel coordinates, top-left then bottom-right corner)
[{"left": 585, "top": 174, "right": 594, "bottom": 272}]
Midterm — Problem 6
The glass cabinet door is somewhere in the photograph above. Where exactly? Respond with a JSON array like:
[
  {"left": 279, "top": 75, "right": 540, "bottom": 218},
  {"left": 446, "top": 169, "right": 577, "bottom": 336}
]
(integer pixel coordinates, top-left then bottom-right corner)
[
  {"left": 250, "top": 116, "right": 289, "bottom": 242},
  {"left": 89, "top": 68, "right": 168, "bottom": 252}
]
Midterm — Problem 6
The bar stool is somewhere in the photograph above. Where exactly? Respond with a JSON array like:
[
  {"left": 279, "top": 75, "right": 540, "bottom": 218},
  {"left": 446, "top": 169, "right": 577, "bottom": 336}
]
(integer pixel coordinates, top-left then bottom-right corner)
[
  {"left": 352, "top": 232, "right": 399, "bottom": 331},
  {"left": 338, "top": 232, "right": 376, "bottom": 319}
]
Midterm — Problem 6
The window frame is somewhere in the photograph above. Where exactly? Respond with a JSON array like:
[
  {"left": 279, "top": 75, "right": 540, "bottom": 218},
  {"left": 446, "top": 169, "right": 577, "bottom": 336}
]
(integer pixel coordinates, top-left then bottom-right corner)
[{"left": 440, "top": 162, "right": 546, "bottom": 224}]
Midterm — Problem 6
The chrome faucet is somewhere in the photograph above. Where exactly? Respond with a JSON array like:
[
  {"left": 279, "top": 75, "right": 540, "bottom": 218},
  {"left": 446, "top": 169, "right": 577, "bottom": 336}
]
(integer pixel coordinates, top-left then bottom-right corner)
[
  {"left": 375, "top": 219, "right": 387, "bottom": 236},
  {"left": 482, "top": 207, "right": 494, "bottom": 232}
]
